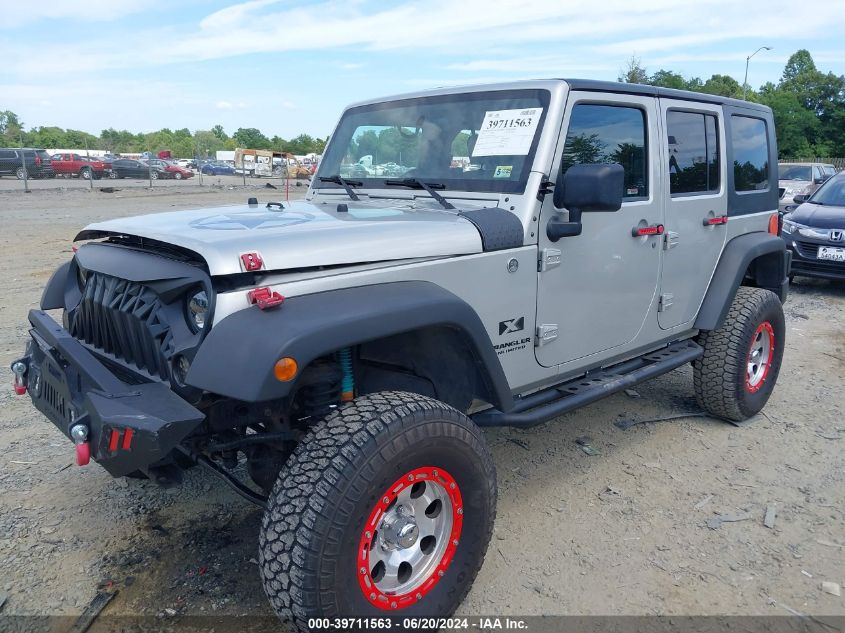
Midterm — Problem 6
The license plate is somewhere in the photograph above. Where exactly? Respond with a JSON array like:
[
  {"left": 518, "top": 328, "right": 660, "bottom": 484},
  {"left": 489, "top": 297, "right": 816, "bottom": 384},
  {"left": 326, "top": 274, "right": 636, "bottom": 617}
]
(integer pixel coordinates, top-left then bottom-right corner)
[{"left": 818, "top": 246, "right": 845, "bottom": 262}]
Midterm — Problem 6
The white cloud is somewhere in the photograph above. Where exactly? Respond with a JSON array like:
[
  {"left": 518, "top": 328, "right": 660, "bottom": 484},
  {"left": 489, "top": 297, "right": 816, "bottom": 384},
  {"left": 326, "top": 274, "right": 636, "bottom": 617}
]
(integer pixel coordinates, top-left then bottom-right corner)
[
  {"left": 0, "top": 0, "right": 157, "bottom": 29},
  {"left": 4, "top": 0, "right": 845, "bottom": 77}
]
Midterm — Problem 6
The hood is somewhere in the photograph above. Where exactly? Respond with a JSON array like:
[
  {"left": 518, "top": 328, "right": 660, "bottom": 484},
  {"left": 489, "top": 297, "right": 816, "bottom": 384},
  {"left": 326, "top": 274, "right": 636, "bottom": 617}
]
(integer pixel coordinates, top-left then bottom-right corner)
[
  {"left": 787, "top": 202, "right": 845, "bottom": 229},
  {"left": 778, "top": 179, "right": 813, "bottom": 190},
  {"left": 77, "top": 199, "right": 486, "bottom": 275}
]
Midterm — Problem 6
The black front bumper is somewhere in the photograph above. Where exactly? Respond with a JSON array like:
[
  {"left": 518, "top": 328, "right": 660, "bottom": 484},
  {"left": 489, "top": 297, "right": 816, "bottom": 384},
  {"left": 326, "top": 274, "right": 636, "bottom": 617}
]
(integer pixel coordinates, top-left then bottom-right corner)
[
  {"left": 786, "top": 236, "right": 845, "bottom": 280},
  {"left": 14, "top": 310, "right": 204, "bottom": 477}
]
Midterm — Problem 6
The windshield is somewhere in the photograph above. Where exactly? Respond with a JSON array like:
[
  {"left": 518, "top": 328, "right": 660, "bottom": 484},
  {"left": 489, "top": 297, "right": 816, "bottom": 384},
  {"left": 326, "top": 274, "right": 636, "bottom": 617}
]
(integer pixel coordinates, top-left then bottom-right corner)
[
  {"left": 317, "top": 89, "right": 550, "bottom": 194},
  {"left": 778, "top": 165, "right": 812, "bottom": 181},
  {"left": 809, "top": 175, "right": 845, "bottom": 206}
]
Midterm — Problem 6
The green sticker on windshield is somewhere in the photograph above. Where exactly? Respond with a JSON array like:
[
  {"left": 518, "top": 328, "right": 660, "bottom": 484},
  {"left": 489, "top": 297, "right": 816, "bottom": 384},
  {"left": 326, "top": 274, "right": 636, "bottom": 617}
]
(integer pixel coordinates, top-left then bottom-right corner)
[{"left": 494, "top": 165, "right": 513, "bottom": 178}]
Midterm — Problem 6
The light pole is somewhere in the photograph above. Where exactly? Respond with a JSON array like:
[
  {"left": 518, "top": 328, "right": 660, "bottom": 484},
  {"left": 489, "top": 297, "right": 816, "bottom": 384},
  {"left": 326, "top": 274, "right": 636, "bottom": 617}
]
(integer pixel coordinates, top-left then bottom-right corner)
[{"left": 743, "top": 46, "right": 772, "bottom": 100}]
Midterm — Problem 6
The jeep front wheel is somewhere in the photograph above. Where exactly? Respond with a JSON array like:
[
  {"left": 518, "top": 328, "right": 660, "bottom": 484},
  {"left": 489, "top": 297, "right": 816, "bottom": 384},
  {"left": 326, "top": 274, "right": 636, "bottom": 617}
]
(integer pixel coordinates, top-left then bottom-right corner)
[
  {"left": 259, "top": 391, "right": 496, "bottom": 628},
  {"left": 694, "top": 286, "right": 785, "bottom": 421}
]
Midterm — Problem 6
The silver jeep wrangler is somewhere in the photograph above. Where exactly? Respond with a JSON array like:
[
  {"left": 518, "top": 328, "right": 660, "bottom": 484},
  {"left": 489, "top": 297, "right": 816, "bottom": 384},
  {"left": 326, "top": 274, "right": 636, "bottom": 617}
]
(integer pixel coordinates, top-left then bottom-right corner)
[{"left": 12, "top": 79, "right": 790, "bottom": 627}]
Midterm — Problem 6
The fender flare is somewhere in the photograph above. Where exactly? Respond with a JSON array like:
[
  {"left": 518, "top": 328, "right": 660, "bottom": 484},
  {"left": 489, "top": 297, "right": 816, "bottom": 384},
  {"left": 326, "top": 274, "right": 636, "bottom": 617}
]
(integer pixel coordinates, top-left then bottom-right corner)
[
  {"left": 187, "top": 281, "right": 514, "bottom": 411},
  {"left": 695, "top": 232, "right": 790, "bottom": 331},
  {"left": 41, "top": 261, "right": 71, "bottom": 310}
]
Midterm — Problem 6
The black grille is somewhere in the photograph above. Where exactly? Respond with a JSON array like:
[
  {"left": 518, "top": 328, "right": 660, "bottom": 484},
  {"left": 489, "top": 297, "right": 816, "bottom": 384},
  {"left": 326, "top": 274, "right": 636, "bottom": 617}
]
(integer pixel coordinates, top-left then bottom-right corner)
[
  {"left": 794, "top": 240, "right": 819, "bottom": 259},
  {"left": 69, "top": 273, "right": 174, "bottom": 379},
  {"left": 42, "top": 378, "right": 67, "bottom": 420}
]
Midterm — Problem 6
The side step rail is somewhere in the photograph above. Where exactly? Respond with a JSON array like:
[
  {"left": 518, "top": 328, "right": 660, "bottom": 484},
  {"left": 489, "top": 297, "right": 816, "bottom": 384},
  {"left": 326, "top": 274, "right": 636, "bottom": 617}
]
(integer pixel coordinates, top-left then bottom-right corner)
[{"left": 473, "top": 339, "right": 703, "bottom": 428}]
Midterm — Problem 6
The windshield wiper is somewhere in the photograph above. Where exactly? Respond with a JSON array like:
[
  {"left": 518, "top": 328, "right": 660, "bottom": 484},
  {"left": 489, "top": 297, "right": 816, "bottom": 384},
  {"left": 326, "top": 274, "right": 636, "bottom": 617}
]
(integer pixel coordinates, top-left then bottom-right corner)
[
  {"left": 384, "top": 178, "right": 455, "bottom": 210},
  {"left": 319, "top": 175, "right": 361, "bottom": 201}
]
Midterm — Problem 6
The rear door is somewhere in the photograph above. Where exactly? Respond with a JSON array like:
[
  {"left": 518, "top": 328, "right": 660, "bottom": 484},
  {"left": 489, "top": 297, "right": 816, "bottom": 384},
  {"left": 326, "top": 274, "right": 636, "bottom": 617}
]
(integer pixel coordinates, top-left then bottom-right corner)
[
  {"left": 0, "top": 149, "right": 19, "bottom": 174},
  {"left": 657, "top": 100, "right": 727, "bottom": 329}
]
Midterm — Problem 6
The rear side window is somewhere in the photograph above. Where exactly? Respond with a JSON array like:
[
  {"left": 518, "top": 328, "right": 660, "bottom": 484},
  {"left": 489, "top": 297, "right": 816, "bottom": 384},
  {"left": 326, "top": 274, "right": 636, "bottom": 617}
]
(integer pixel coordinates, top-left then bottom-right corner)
[
  {"left": 561, "top": 104, "right": 648, "bottom": 199},
  {"left": 667, "top": 110, "right": 720, "bottom": 194},
  {"left": 0, "top": 150, "right": 16, "bottom": 159},
  {"left": 731, "top": 115, "right": 769, "bottom": 192}
]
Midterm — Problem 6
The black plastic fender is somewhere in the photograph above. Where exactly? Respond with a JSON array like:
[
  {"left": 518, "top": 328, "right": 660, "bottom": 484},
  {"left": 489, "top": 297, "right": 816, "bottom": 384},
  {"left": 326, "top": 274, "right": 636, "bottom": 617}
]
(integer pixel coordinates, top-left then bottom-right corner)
[
  {"left": 40, "top": 261, "right": 71, "bottom": 310},
  {"left": 187, "top": 281, "right": 514, "bottom": 411},
  {"left": 695, "top": 232, "right": 789, "bottom": 331}
]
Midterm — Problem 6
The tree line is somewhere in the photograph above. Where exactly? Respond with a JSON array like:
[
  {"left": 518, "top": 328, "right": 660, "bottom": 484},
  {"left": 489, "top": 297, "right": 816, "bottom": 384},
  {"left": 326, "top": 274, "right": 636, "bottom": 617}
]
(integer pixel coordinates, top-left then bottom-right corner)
[
  {"left": 0, "top": 114, "right": 327, "bottom": 158},
  {"left": 619, "top": 49, "right": 845, "bottom": 158}
]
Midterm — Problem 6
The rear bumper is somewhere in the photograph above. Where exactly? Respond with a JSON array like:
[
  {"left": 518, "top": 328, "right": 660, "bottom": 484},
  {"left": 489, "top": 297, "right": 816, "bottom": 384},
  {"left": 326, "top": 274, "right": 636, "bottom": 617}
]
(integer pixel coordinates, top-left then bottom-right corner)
[{"left": 13, "top": 310, "right": 204, "bottom": 477}]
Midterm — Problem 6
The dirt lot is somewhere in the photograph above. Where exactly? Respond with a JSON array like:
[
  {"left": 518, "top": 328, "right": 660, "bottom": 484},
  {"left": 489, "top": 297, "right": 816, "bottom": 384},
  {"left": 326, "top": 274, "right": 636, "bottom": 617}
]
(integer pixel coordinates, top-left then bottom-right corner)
[{"left": 0, "top": 186, "right": 843, "bottom": 626}]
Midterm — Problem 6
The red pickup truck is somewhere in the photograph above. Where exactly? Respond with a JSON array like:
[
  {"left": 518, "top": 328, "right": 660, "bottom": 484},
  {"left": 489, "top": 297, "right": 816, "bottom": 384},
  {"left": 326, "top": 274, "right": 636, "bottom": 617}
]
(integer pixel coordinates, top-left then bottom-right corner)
[{"left": 50, "top": 153, "right": 111, "bottom": 179}]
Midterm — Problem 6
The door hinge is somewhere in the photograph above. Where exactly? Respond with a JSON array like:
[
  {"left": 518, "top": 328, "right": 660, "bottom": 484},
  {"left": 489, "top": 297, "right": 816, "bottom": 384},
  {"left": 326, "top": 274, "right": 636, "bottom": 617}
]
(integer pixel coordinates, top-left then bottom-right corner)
[
  {"left": 538, "top": 248, "right": 562, "bottom": 272},
  {"left": 536, "top": 324, "right": 559, "bottom": 347},
  {"left": 664, "top": 231, "right": 680, "bottom": 250},
  {"left": 536, "top": 176, "right": 555, "bottom": 201},
  {"left": 658, "top": 293, "right": 674, "bottom": 312}
]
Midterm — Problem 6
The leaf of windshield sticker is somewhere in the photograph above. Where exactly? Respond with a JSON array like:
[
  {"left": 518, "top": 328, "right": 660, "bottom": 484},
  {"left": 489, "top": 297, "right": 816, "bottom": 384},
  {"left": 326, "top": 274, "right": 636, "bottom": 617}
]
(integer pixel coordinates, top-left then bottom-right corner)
[{"left": 472, "top": 108, "right": 543, "bottom": 157}]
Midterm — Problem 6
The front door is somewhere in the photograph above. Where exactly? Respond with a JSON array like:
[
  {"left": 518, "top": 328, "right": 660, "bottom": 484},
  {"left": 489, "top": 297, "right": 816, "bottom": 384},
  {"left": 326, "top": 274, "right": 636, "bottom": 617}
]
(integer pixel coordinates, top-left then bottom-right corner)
[
  {"left": 535, "top": 93, "right": 663, "bottom": 367},
  {"left": 657, "top": 100, "right": 728, "bottom": 329}
]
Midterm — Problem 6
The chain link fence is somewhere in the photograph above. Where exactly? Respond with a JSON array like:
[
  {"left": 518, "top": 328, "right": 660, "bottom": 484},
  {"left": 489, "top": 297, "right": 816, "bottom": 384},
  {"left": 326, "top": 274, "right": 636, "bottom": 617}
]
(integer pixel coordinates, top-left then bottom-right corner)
[{"left": 1, "top": 140, "right": 315, "bottom": 195}]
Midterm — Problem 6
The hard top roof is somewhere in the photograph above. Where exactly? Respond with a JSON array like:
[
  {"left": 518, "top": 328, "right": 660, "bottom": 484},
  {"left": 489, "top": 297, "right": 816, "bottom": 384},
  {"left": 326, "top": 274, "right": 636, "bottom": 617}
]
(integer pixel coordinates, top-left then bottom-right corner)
[{"left": 562, "top": 79, "right": 771, "bottom": 113}]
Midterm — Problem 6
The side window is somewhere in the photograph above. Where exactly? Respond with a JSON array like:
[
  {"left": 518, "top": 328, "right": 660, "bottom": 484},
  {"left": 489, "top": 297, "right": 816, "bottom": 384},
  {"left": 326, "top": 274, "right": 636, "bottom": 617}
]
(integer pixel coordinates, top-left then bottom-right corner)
[
  {"left": 0, "top": 150, "right": 16, "bottom": 159},
  {"left": 731, "top": 115, "right": 769, "bottom": 192},
  {"left": 667, "top": 110, "right": 720, "bottom": 195},
  {"left": 561, "top": 104, "right": 648, "bottom": 199}
]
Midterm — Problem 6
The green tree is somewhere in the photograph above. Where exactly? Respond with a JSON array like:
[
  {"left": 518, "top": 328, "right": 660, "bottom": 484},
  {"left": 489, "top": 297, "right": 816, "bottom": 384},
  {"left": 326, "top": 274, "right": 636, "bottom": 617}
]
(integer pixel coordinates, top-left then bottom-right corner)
[
  {"left": 233, "top": 127, "right": 271, "bottom": 149},
  {"left": 0, "top": 110, "right": 24, "bottom": 145},
  {"left": 618, "top": 56, "right": 648, "bottom": 84},
  {"left": 211, "top": 124, "right": 228, "bottom": 141},
  {"left": 701, "top": 74, "right": 743, "bottom": 98},
  {"left": 649, "top": 70, "right": 690, "bottom": 90}
]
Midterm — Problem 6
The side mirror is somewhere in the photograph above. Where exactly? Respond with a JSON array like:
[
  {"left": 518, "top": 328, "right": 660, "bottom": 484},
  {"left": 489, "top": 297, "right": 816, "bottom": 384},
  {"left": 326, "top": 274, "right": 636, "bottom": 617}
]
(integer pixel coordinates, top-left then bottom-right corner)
[
  {"left": 792, "top": 194, "right": 808, "bottom": 204},
  {"left": 548, "top": 163, "right": 624, "bottom": 242}
]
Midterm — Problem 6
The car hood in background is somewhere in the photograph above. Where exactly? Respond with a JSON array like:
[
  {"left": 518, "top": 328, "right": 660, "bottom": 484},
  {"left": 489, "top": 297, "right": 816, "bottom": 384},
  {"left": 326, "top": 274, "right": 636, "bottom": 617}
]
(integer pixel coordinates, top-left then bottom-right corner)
[
  {"left": 76, "top": 199, "right": 489, "bottom": 275},
  {"left": 787, "top": 202, "right": 845, "bottom": 229},
  {"left": 778, "top": 179, "right": 813, "bottom": 190}
]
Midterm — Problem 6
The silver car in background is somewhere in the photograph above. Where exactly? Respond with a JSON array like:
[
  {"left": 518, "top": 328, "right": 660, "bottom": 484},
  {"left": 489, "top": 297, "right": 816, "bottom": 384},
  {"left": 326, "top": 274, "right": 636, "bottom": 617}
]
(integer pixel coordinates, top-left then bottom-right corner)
[{"left": 778, "top": 162, "right": 836, "bottom": 211}]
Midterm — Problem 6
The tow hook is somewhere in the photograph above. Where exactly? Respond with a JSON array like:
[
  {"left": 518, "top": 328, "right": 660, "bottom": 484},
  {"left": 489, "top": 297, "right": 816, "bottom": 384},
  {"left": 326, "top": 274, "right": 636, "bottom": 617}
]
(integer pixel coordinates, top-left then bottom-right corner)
[
  {"left": 11, "top": 361, "right": 27, "bottom": 395},
  {"left": 70, "top": 424, "right": 91, "bottom": 466}
]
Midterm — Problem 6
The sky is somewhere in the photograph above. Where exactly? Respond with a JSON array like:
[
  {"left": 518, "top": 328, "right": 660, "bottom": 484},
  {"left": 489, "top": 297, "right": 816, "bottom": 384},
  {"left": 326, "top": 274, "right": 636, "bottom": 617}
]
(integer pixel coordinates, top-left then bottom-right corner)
[{"left": 2, "top": 0, "right": 845, "bottom": 140}]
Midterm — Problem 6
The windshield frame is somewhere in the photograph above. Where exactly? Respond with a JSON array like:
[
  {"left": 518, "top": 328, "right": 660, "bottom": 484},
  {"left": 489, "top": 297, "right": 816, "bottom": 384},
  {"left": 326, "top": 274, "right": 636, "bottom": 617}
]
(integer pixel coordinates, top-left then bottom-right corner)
[{"left": 316, "top": 88, "right": 552, "bottom": 196}]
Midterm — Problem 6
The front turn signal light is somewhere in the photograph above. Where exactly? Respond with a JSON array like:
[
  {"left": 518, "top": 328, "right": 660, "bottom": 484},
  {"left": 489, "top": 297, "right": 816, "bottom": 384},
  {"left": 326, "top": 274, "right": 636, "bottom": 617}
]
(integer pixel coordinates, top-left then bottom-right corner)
[{"left": 274, "top": 357, "right": 298, "bottom": 382}]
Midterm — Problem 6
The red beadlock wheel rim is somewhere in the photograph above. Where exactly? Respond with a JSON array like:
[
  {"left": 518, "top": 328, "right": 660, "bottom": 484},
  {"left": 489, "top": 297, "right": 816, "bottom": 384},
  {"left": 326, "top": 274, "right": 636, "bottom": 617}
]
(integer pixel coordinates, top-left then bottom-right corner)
[
  {"left": 746, "top": 321, "right": 775, "bottom": 393},
  {"left": 357, "top": 466, "right": 463, "bottom": 610}
]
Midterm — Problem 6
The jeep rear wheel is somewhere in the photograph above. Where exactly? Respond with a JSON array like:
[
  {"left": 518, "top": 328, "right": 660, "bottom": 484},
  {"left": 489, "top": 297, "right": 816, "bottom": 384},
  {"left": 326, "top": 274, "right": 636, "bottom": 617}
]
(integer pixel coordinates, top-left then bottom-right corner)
[
  {"left": 694, "top": 287, "right": 785, "bottom": 421},
  {"left": 259, "top": 391, "right": 496, "bottom": 628}
]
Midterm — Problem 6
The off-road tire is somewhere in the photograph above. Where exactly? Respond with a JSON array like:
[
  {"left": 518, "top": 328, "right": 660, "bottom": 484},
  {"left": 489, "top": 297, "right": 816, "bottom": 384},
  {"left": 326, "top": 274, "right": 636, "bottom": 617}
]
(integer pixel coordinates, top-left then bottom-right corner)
[
  {"left": 259, "top": 391, "right": 496, "bottom": 629},
  {"left": 694, "top": 287, "right": 785, "bottom": 421}
]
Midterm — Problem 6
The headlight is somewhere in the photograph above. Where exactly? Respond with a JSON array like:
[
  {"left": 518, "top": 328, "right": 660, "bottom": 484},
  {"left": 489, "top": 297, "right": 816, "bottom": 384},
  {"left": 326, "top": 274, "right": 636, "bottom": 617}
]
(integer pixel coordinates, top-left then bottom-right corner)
[
  {"left": 781, "top": 219, "right": 797, "bottom": 234},
  {"left": 188, "top": 290, "right": 208, "bottom": 330}
]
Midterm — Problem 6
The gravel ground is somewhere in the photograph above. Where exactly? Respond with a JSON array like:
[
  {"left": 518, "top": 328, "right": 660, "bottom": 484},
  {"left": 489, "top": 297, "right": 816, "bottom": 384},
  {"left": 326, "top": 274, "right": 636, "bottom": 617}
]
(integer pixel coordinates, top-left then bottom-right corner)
[{"left": 0, "top": 187, "right": 842, "bottom": 626}]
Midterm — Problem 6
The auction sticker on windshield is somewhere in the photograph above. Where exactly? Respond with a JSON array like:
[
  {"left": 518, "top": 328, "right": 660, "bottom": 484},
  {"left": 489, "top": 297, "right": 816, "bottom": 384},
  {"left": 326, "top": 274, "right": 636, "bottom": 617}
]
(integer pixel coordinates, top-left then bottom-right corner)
[{"left": 472, "top": 108, "right": 543, "bottom": 157}]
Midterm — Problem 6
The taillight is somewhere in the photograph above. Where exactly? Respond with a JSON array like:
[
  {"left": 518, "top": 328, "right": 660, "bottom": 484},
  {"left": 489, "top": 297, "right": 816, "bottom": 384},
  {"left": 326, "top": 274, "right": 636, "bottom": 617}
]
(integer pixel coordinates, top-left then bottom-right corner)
[
  {"left": 34, "top": 155, "right": 41, "bottom": 166},
  {"left": 768, "top": 213, "right": 780, "bottom": 235}
]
